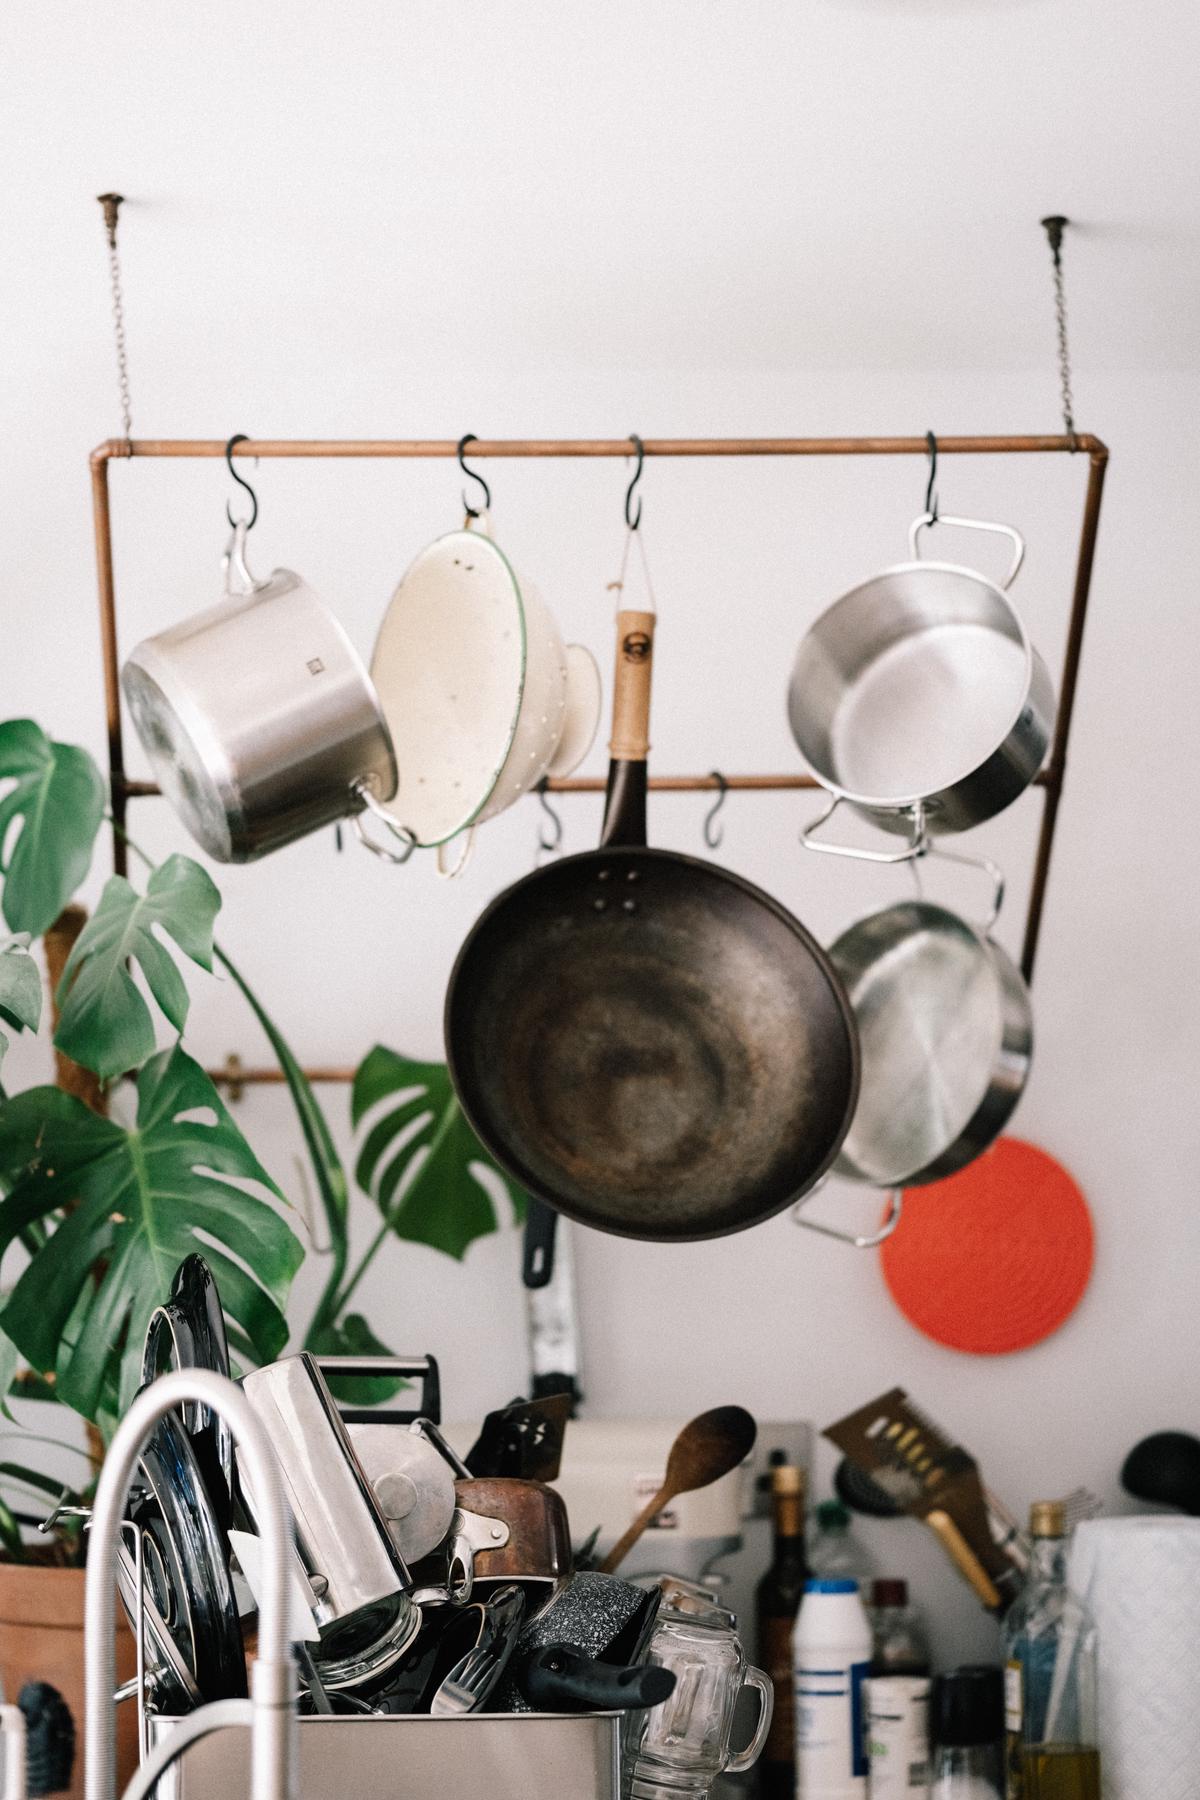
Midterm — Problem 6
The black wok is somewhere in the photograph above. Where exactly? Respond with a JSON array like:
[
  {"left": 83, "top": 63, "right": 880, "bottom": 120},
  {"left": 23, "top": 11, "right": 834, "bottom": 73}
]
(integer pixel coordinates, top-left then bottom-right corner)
[{"left": 445, "top": 608, "right": 859, "bottom": 1241}]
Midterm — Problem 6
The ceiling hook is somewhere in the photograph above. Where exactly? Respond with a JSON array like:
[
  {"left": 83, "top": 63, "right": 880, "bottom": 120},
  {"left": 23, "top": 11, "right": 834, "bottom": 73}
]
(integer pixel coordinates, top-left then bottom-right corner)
[
  {"left": 457, "top": 434, "right": 492, "bottom": 520},
  {"left": 624, "top": 433, "right": 645, "bottom": 531},
  {"left": 703, "top": 770, "right": 728, "bottom": 849},
  {"left": 224, "top": 434, "right": 259, "bottom": 530},
  {"left": 535, "top": 777, "right": 563, "bottom": 857},
  {"left": 924, "top": 430, "right": 939, "bottom": 524}
]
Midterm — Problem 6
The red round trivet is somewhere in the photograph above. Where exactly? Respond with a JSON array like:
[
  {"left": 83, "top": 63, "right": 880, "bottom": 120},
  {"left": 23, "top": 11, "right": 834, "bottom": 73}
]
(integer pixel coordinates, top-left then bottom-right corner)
[{"left": 880, "top": 1137, "right": 1094, "bottom": 1354}]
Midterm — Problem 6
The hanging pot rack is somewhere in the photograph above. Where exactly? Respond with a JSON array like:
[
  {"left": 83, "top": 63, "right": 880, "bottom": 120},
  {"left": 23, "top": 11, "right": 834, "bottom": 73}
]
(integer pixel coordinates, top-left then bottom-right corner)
[{"left": 88, "top": 430, "right": 1108, "bottom": 1090}]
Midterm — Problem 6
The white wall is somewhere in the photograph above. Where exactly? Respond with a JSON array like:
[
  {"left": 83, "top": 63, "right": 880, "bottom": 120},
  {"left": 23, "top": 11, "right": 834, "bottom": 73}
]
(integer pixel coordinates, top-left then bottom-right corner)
[{"left": 4, "top": 2, "right": 1200, "bottom": 1669}]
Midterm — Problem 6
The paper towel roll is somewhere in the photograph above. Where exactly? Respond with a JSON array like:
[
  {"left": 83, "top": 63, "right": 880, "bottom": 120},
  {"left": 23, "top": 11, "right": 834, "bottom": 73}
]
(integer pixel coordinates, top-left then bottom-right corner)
[{"left": 1070, "top": 1517, "right": 1200, "bottom": 1800}]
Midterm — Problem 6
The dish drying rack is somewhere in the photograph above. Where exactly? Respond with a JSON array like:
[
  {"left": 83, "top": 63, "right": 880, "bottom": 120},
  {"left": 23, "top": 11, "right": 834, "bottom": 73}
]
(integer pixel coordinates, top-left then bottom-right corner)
[{"left": 87, "top": 431, "right": 1109, "bottom": 1090}]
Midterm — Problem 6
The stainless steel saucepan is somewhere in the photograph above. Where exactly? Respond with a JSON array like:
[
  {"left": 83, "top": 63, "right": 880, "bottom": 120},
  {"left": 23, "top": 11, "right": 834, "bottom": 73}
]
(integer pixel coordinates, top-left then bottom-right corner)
[
  {"left": 790, "top": 513, "right": 1054, "bottom": 842},
  {"left": 818, "top": 856, "right": 1033, "bottom": 1190},
  {"left": 122, "top": 522, "right": 400, "bottom": 863}
]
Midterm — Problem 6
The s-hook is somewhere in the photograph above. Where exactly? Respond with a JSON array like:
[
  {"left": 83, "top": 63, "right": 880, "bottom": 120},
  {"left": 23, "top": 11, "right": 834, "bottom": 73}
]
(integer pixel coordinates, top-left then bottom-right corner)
[
  {"left": 535, "top": 777, "right": 563, "bottom": 858},
  {"left": 624, "top": 434, "right": 645, "bottom": 530},
  {"left": 225, "top": 434, "right": 259, "bottom": 530},
  {"left": 924, "top": 430, "right": 939, "bottom": 524},
  {"left": 458, "top": 434, "right": 492, "bottom": 521},
  {"left": 703, "top": 771, "right": 728, "bottom": 849}
]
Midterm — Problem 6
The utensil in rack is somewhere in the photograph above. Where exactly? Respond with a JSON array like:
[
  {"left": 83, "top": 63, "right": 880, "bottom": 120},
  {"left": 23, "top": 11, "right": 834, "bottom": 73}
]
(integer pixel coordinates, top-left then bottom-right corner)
[
  {"left": 599, "top": 1408, "right": 757, "bottom": 1576},
  {"left": 824, "top": 1388, "right": 1021, "bottom": 1609}
]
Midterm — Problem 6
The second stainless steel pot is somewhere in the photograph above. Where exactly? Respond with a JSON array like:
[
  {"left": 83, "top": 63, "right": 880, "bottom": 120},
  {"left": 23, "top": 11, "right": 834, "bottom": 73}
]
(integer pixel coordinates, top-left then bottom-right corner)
[
  {"left": 829, "top": 897, "right": 1033, "bottom": 1188},
  {"left": 790, "top": 514, "right": 1054, "bottom": 840}
]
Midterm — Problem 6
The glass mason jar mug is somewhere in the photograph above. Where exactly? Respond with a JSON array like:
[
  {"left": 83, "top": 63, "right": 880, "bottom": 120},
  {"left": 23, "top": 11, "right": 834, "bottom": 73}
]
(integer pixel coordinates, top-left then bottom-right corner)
[{"left": 625, "top": 1584, "right": 773, "bottom": 1797}]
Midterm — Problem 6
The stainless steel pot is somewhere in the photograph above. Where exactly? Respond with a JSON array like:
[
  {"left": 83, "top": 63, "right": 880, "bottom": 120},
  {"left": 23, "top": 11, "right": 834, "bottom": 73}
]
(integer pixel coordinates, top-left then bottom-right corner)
[
  {"left": 122, "top": 524, "right": 398, "bottom": 863},
  {"left": 826, "top": 882, "right": 1032, "bottom": 1189},
  {"left": 789, "top": 514, "right": 1054, "bottom": 840}
]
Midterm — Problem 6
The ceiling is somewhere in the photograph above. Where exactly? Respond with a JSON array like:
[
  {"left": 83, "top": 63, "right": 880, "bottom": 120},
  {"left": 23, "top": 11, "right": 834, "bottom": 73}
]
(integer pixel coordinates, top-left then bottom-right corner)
[{"left": 3, "top": 0, "right": 1195, "bottom": 386}]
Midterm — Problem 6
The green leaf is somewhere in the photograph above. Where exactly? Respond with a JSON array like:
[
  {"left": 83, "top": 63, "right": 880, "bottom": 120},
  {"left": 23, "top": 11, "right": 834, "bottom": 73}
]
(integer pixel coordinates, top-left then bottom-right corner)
[
  {"left": 0, "top": 721, "right": 106, "bottom": 936},
  {"left": 0, "top": 1323, "right": 20, "bottom": 1422},
  {"left": 0, "top": 1045, "right": 303, "bottom": 1421},
  {"left": 352, "top": 1046, "right": 526, "bottom": 1261},
  {"left": 0, "top": 1489, "right": 24, "bottom": 1560},
  {"left": 54, "top": 855, "right": 221, "bottom": 1080},
  {"left": 0, "top": 936, "right": 41, "bottom": 1073},
  {"left": 304, "top": 1312, "right": 411, "bottom": 1408}
]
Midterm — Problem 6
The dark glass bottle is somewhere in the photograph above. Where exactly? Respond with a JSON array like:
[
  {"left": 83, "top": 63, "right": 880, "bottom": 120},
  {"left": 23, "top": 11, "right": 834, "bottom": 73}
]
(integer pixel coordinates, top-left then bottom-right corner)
[{"left": 756, "top": 1464, "right": 809, "bottom": 1799}]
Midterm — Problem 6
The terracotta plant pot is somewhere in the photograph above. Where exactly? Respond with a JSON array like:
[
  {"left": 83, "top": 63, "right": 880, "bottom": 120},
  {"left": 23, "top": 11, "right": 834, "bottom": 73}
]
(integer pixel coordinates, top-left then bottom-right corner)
[{"left": 0, "top": 1561, "right": 139, "bottom": 1800}]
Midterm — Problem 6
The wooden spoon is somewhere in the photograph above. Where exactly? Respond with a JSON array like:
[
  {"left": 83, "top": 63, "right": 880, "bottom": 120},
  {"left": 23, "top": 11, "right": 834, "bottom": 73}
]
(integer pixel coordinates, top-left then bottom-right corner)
[{"left": 599, "top": 1406, "right": 757, "bottom": 1575}]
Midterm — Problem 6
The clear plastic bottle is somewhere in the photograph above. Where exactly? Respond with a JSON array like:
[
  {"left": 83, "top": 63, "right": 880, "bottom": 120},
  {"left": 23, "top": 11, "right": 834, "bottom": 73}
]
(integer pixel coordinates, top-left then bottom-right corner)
[
  {"left": 869, "top": 1580, "right": 930, "bottom": 1677},
  {"left": 810, "top": 1500, "right": 874, "bottom": 1585},
  {"left": 794, "top": 1578, "right": 873, "bottom": 1800},
  {"left": 1002, "top": 1503, "right": 1099, "bottom": 1800}
]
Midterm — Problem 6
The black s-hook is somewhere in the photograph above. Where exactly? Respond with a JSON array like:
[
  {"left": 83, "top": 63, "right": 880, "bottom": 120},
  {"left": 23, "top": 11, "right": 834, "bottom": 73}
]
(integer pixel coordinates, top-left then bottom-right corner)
[
  {"left": 457, "top": 434, "right": 492, "bottom": 520},
  {"left": 703, "top": 771, "right": 728, "bottom": 850},
  {"left": 924, "top": 430, "right": 939, "bottom": 525},
  {"left": 624, "top": 433, "right": 645, "bottom": 530},
  {"left": 225, "top": 434, "right": 259, "bottom": 530}
]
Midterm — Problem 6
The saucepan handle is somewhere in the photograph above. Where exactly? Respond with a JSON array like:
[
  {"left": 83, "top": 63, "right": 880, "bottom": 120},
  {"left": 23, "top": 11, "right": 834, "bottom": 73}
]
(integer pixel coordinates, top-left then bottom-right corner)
[
  {"left": 315, "top": 1353, "right": 442, "bottom": 1425},
  {"left": 908, "top": 512, "right": 1026, "bottom": 590},
  {"left": 791, "top": 1183, "right": 903, "bottom": 1250},
  {"left": 920, "top": 842, "right": 1007, "bottom": 934},
  {"left": 801, "top": 795, "right": 928, "bottom": 863},
  {"left": 726, "top": 1666, "right": 775, "bottom": 1775}
]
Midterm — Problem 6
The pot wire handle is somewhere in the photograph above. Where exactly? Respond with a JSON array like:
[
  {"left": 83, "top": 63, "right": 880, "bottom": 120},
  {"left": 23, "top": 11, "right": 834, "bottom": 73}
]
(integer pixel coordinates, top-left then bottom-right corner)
[
  {"left": 352, "top": 780, "right": 417, "bottom": 864},
  {"left": 921, "top": 842, "right": 1007, "bottom": 934},
  {"left": 791, "top": 1186, "right": 903, "bottom": 1249},
  {"left": 908, "top": 513, "right": 1026, "bottom": 590},
  {"left": 436, "top": 826, "right": 477, "bottom": 880},
  {"left": 800, "top": 795, "right": 928, "bottom": 863}
]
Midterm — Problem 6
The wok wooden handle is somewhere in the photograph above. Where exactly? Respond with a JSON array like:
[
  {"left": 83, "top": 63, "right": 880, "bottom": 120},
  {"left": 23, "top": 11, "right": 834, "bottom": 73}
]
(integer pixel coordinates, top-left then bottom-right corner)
[
  {"left": 608, "top": 609, "right": 655, "bottom": 763},
  {"left": 925, "top": 1508, "right": 1003, "bottom": 1609}
]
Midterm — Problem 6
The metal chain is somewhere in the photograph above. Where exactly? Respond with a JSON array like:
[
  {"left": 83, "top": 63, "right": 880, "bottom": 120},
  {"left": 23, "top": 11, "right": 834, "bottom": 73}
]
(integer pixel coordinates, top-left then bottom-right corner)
[
  {"left": 1042, "top": 215, "right": 1076, "bottom": 449},
  {"left": 98, "top": 194, "right": 132, "bottom": 440}
]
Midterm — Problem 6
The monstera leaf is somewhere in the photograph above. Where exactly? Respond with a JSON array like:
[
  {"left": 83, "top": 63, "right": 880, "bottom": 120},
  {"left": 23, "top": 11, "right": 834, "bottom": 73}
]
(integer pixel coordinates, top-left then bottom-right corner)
[
  {"left": 352, "top": 1047, "right": 526, "bottom": 1260},
  {"left": 305, "top": 1312, "right": 410, "bottom": 1409},
  {"left": 54, "top": 856, "right": 220, "bottom": 1081},
  {"left": 0, "top": 721, "right": 106, "bottom": 936},
  {"left": 0, "top": 937, "right": 41, "bottom": 1075},
  {"left": 0, "top": 1045, "right": 302, "bottom": 1419}
]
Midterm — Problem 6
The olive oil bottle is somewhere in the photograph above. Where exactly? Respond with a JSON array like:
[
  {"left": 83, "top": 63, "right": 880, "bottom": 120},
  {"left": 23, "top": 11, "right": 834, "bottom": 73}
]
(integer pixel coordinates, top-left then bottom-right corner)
[{"left": 1003, "top": 1502, "right": 1100, "bottom": 1800}]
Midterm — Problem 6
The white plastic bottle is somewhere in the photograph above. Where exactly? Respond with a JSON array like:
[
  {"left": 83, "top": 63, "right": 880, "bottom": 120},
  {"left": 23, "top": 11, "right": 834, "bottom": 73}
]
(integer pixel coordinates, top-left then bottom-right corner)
[{"left": 794, "top": 1577, "right": 873, "bottom": 1800}]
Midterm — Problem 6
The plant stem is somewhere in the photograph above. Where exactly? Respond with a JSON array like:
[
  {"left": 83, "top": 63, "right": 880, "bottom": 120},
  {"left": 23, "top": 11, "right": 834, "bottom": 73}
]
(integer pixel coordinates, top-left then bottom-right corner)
[
  {"left": 330, "top": 1215, "right": 393, "bottom": 1316},
  {"left": 211, "top": 944, "right": 348, "bottom": 1338}
]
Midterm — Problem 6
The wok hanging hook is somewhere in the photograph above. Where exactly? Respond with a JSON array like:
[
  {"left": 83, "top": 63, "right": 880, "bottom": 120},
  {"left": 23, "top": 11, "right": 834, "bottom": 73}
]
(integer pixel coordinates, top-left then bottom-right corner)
[
  {"left": 535, "top": 777, "right": 563, "bottom": 857},
  {"left": 457, "top": 433, "right": 492, "bottom": 521},
  {"left": 703, "top": 771, "right": 728, "bottom": 849},
  {"left": 624, "top": 433, "right": 645, "bottom": 530},
  {"left": 923, "top": 430, "right": 939, "bottom": 525},
  {"left": 224, "top": 434, "right": 259, "bottom": 530}
]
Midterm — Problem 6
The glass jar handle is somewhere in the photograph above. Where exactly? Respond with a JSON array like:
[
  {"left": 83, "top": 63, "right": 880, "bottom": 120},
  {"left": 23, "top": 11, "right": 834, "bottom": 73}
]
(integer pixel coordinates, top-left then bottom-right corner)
[{"left": 726, "top": 1666, "right": 775, "bottom": 1774}]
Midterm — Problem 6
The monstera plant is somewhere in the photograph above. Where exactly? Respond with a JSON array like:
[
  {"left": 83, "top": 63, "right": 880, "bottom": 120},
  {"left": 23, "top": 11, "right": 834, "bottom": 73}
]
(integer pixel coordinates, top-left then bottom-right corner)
[{"left": 0, "top": 717, "right": 525, "bottom": 1560}]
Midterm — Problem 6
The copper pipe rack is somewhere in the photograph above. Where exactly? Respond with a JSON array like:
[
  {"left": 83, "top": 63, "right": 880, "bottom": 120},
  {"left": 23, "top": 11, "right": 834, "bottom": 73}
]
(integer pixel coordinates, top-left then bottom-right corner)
[{"left": 90, "top": 433, "right": 1108, "bottom": 1089}]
